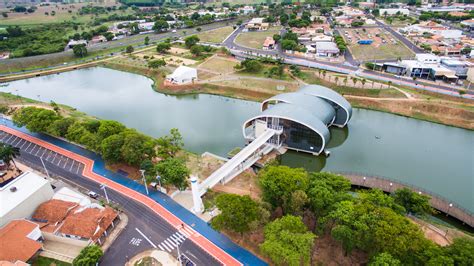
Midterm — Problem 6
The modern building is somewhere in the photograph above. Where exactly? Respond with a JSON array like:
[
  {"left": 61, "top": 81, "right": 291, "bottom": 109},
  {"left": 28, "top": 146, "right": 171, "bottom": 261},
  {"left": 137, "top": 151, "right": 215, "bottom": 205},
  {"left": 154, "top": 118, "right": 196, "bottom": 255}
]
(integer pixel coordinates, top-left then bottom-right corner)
[
  {"left": 0, "top": 172, "right": 54, "bottom": 227},
  {"left": 166, "top": 66, "right": 197, "bottom": 85},
  {"left": 379, "top": 8, "right": 410, "bottom": 16},
  {"left": 315, "top": 42, "right": 340, "bottom": 57},
  {"left": 0, "top": 219, "right": 43, "bottom": 264},
  {"left": 242, "top": 85, "right": 352, "bottom": 155},
  {"left": 415, "top": 53, "right": 440, "bottom": 65},
  {"left": 441, "top": 59, "right": 471, "bottom": 79}
]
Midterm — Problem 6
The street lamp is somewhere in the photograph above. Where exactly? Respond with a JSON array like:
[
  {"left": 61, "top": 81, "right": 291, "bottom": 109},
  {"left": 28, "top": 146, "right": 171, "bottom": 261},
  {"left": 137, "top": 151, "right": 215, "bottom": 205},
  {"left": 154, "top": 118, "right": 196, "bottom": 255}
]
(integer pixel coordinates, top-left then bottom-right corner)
[
  {"left": 39, "top": 156, "right": 50, "bottom": 179},
  {"left": 139, "top": 169, "right": 149, "bottom": 195},
  {"left": 100, "top": 183, "right": 110, "bottom": 204},
  {"left": 362, "top": 176, "right": 366, "bottom": 187},
  {"left": 447, "top": 203, "right": 453, "bottom": 217},
  {"left": 156, "top": 175, "right": 162, "bottom": 191},
  {"left": 389, "top": 182, "right": 393, "bottom": 193}
]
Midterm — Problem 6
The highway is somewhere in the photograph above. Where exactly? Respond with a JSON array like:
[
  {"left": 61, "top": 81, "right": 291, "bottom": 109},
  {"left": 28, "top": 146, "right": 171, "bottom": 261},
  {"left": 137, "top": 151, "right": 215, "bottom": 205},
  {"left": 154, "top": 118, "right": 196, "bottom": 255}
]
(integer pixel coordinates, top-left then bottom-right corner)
[{"left": 0, "top": 130, "right": 220, "bottom": 266}]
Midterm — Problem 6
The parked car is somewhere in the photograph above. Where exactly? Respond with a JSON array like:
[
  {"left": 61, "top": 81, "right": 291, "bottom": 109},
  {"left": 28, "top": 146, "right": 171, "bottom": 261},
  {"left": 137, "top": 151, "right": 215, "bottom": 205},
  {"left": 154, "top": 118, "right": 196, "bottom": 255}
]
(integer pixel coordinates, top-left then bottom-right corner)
[{"left": 88, "top": 191, "right": 99, "bottom": 199}]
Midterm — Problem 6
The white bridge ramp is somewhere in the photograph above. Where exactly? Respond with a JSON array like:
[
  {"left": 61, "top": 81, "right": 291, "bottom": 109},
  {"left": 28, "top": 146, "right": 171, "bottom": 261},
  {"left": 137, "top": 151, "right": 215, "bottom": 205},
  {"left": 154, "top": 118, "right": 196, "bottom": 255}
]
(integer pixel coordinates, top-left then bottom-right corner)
[{"left": 199, "top": 129, "right": 277, "bottom": 196}]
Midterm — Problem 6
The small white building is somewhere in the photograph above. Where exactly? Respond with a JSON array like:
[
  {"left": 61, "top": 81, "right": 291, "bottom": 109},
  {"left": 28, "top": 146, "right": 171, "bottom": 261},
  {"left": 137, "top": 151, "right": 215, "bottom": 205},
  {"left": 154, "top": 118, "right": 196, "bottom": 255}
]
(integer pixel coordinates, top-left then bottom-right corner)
[
  {"left": 66, "top": 39, "right": 87, "bottom": 49},
  {"left": 166, "top": 66, "right": 198, "bottom": 85},
  {"left": 315, "top": 42, "right": 340, "bottom": 57},
  {"left": 0, "top": 172, "right": 53, "bottom": 227},
  {"left": 380, "top": 8, "right": 410, "bottom": 16},
  {"left": 415, "top": 53, "right": 440, "bottom": 65}
]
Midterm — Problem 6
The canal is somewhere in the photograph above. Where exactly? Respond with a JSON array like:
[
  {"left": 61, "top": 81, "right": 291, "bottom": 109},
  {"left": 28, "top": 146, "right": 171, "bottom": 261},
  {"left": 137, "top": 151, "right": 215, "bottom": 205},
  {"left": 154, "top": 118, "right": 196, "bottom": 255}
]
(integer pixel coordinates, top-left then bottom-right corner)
[{"left": 2, "top": 67, "right": 473, "bottom": 213}]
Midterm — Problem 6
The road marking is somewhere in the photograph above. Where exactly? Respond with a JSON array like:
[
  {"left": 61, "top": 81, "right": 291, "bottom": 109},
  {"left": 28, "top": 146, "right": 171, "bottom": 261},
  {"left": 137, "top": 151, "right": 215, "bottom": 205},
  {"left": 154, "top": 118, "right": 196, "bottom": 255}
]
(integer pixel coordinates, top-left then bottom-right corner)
[
  {"left": 11, "top": 136, "right": 20, "bottom": 146},
  {"left": 20, "top": 140, "right": 28, "bottom": 148},
  {"left": 165, "top": 239, "right": 178, "bottom": 248},
  {"left": 174, "top": 232, "right": 186, "bottom": 242},
  {"left": 161, "top": 242, "right": 172, "bottom": 252},
  {"left": 135, "top": 228, "right": 157, "bottom": 248},
  {"left": 35, "top": 147, "right": 42, "bottom": 156},
  {"left": 39, "top": 148, "right": 47, "bottom": 158},
  {"left": 45, "top": 150, "right": 53, "bottom": 160},
  {"left": 9, "top": 136, "right": 18, "bottom": 145},
  {"left": 158, "top": 244, "right": 165, "bottom": 251},
  {"left": 129, "top": 237, "right": 142, "bottom": 246},
  {"left": 28, "top": 145, "right": 38, "bottom": 154},
  {"left": 4, "top": 134, "right": 13, "bottom": 142},
  {"left": 76, "top": 165, "right": 81, "bottom": 174},
  {"left": 63, "top": 157, "right": 69, "bottom": 168},
  {"left": 162, "top": 240, "right": 174, "bottom": 250},
  {"left": 24, "top": 142, "right": 32, "bottom": 151},
  {"left": 69, "top": 160, "right": 75, "bottom": 171}
]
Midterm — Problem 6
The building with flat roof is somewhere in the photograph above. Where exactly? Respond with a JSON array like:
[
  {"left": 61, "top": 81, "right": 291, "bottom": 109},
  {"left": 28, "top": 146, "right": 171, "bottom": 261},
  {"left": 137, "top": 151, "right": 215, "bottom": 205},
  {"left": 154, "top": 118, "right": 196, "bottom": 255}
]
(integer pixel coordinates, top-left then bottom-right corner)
[
  {"left": 441, "top": 59, "right": 470, "bottom": 78},
  {"left": 380, "top": 8, "right": 410, "bottom": 16},
  {"left": 0, "top": 220, "right": 43, "bottom": 263},
  {"left": 243, "top": 85, "right": 352, "bottom": 155},
  {"left": 0, "top": 172, "right": 53, "bottom": 227},
  {"left": 245, "top": 18, "right": 269, "bottom": 31},
  {"left": 315, "top": 42, "right": 340, "bottom": 57}
]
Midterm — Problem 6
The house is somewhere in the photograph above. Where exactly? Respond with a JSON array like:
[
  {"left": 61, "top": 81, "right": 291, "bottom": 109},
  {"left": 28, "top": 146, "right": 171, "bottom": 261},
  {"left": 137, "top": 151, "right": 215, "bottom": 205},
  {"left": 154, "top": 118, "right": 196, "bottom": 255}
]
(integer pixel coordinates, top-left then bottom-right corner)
[
  {"left": 415, "top": 53, "right": 440, "bottom": 64},
  {"left": 166, "top": 66, "right": 198, "bottom": 85},
  {"left": 65, "top": 40, "right": 87, "bottom": 49},
  {"left": 382, "top": 62, "right": 407, "bottom": 75},
  {"left": 0, "top": 171, "right": 54, "bottom": 227},
  {"left": 429, "top": 65, "right": 458, "bottom": 82},
  {"left": 263, "top": 37, "right": 275, "bottom": 50},
  {"left": 379, "top": 8, "right": 410, "bottom": 16},
  {"left": 400, "top": 60, "right": 432, "bottom": 78},
  {"left": 315, "top": 42, "right": 339, "bottom": 57},
  {"left": 32, "top": 199, "right": 119, "bottom": 245},
  {"left": 138, "top": 22, "right": 155, "bottom": 31},
  {"left": 0, "top": 52, "right": 10, "bottom": 60},
  {"left": 90, "top": 35, "right": 107, "bottom": 45},
  {"left": 0, "top": 220, "right": 43, "bottom": 263},
  {"left": 240, "top": 5, "right": 254, "bottom": 15},
  {"left": 245, "top": 18, "right": 269, "bottom": 31},
  {"left": 441, "top": 59, "right": 470, "bottom": 78}
]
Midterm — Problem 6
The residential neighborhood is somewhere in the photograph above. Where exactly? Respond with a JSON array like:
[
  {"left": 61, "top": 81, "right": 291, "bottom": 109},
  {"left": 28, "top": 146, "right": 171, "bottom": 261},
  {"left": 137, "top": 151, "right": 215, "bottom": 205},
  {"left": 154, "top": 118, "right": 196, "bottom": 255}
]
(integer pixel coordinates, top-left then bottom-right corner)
[{"left": 0, "top": 0, "right": 473, "bottom": 266}]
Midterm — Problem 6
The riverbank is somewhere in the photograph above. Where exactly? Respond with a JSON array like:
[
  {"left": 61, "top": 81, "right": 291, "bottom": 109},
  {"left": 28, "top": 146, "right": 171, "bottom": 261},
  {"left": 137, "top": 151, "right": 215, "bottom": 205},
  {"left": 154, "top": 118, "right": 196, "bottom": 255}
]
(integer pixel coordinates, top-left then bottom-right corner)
[{"left": 99, "top": 58, "right": 474, "bottom": 130}]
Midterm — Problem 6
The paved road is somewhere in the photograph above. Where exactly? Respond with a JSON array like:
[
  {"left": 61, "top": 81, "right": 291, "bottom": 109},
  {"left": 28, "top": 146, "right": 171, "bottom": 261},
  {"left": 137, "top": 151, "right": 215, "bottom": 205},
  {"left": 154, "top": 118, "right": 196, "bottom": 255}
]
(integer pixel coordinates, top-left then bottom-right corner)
[
  {"left": 1, "top": 19, "right": 239, "bottom": 75},
  {"left": 0, "top": 131, "right": 220, "bottom": 266},
  {"left": 374, "top": 20, "right": 424, "bottom": 54}
]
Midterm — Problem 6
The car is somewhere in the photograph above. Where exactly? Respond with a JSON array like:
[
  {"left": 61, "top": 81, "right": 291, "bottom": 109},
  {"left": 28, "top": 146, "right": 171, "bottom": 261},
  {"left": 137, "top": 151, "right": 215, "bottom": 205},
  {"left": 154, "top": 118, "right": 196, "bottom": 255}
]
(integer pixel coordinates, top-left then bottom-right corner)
[
  {"left": 172, "top": 29, "right": 177, "bottom": 33},
  {"left": 88, "top": 191, "right": 99, "bottom": 199}
]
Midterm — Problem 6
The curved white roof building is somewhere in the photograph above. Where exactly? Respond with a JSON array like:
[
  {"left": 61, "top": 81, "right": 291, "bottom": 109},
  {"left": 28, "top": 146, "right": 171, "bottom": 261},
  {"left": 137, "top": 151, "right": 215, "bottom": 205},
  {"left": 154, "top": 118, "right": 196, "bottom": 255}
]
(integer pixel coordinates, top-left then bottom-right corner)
[{"left": 242, "top": 85, "right": 352, "bottom": 155}]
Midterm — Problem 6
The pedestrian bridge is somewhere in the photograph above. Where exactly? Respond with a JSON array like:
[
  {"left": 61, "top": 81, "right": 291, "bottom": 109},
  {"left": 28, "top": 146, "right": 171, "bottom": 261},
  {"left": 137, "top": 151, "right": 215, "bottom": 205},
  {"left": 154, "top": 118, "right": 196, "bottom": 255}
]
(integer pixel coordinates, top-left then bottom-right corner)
[{"left": 198, "top": 128, "right": 281, "bottom": 196}]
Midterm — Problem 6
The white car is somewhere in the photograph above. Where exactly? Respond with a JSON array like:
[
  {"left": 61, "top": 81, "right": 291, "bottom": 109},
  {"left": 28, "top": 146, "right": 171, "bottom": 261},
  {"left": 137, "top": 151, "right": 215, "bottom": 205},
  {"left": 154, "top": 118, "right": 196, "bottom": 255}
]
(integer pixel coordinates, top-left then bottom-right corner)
[
  {"left": 88, "top": 191, "right": 99, "bottom": 199},
  {"left": 172, "top": 29, "right": 177, "bottom": 33}
]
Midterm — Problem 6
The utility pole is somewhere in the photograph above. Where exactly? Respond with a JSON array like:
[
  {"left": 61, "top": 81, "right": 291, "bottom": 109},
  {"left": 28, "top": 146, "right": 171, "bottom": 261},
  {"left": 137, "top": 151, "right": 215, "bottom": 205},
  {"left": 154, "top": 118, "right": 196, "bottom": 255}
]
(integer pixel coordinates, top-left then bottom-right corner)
[
  {"left": 139, "top": 169, "right": 149, "bottom": 195},
  {"left": 100, "top": 183, "right": 110, "bottom": 204},
  {"left": 40, "top": 156, "right": 50, "bottom": 179}
]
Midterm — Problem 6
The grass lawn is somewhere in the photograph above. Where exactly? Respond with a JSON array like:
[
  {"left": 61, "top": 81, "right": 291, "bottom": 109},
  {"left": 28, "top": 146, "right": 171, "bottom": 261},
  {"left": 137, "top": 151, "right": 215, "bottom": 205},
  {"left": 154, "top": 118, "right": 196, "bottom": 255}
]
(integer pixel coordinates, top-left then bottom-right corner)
[
  {"left": 210, "top": 77, "right": 299, "bottom": 93},
  {"left": 33, "top": 256, "right": 71, "bottom": 266},
  {"left": 350, "top": 41, "right": 414, "bottom": 61},
  {"left": 234, "top": 27, "right": 281, "bottom": 49},
  {"left": 197, "top": 26, "right": 235, "bottom": 43},
  {"left": 198, "top": 56, "right": 238, "bottom": 74}
]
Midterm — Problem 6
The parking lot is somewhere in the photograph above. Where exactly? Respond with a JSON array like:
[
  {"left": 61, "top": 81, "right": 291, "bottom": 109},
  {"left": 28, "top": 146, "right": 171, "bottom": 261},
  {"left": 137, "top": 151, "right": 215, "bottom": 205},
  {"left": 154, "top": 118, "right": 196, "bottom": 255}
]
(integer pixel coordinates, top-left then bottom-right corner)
[{"left": 0, "top": 131, "right": 84, "bottom": 175}]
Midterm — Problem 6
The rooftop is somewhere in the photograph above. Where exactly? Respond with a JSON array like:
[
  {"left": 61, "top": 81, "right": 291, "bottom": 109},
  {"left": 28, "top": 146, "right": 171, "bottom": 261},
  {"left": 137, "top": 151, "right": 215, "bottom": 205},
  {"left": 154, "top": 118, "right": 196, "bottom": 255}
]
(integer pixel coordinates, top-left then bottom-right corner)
[
  {"left": 0, "top": 220, "right": 42, "bottom": 263},
  {"left": 0, "top": 172, "right": 51, "bottom": 218}
]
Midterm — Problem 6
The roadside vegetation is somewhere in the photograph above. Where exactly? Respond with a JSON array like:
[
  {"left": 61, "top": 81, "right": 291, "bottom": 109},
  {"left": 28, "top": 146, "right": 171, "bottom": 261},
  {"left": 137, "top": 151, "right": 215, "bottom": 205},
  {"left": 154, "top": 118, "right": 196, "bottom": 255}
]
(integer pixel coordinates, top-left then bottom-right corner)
[{"left": 208, "top": 166, "right": 474, "bottom": 265}]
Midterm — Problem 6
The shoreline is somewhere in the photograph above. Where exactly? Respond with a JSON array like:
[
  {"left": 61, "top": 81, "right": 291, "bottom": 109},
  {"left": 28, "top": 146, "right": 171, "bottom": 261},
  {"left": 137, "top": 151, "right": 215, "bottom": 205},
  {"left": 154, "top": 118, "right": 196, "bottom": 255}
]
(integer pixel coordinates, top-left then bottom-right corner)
[{"left": 99, "top": 63, "right": 474, "bottom": 131}]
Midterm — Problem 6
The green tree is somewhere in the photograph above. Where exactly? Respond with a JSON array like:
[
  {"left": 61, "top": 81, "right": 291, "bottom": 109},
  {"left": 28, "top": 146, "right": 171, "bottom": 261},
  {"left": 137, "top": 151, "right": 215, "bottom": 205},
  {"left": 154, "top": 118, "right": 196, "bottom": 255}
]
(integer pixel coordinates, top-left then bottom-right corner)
[
  {"left": 155, "top": 157, "right": 190, "bottom": 190},
  {"left": 13, "top": 107, "right": 60, "bottom": 133},
  {"left": 72, "top": 44, "right": 87, "bottom": 57},
  {"left": 237, "top": 59, "right": 262, "bottom": 73},
  {"left": 260, "top": 215, "right": 316, "bottom": 266},
  {"left": 190, "top": 45, "right": 204, "bottom": 56},
  {"left": 156, "top": 128, "right": 184, "bottom": 159},
  {"left": 101, "top": 134, "right": 125, "bottom": 163},
  {"left": 211, "top": 194, "right": 260, "bottom": 234},
  {"left": 306, "top": 172, "right": 352, "bottom": 217},
  {"left": 66, "top": 122, "right": 90, "bottom": 144},
  {"left": 97, "top": 120, "right": 125, "bottom": 140},
  {"left": 273, "top": 34, "right": 281, "bottom": 42},
  {"left": 156, "top": 42, "right": 171, "bottom": 53},
  {"left": 120, "top": 130, "right": 155, "bottom": 166},
  {"left": 153, "top": 20, "right": 169, "bottom": 32},
  {"left": 359, "top": 189, "right": 405, "bottom": 215},
  {"left": 126, "top": 45, "right": 134, "bottom": 53},
  {"left": 144, "top": 36, "right": 150, "bottom": 45},
  {"left": 259, "top": 166, "right": 309, "bottom": 209},
  {"left": 0, "top": 143, "right": 20, "bottom": 168},
  {"left": 148, "top": 59, "right": 166, "bottom": 68},
  {"left": 444, "top": 238, "right": 474, "bottom": 266},
  {"left": 48, "top": 117, "right": 76, "bottom": 137},
  {"left": 393, "top": 188, "right": 433, "bottom": 216},
  {"left": 369, "top": 252, "right": 401, "bottom": 266},
  {"left": 184, "top": 35, "right": 200, "bottom": 48},
  {"left": 73, "top": 245, "right": 103, "bottom": 266},
  {"left": 281, "top": 39, "right": 298, "bottom": 51}
]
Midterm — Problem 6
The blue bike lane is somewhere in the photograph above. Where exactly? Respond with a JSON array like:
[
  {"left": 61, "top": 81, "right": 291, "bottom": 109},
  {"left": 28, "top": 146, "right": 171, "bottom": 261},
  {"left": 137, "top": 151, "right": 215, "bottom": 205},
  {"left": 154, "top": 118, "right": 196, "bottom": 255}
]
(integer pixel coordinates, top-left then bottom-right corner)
[{"left": 1, "top": 118, "right": 266, "bottom": 266}]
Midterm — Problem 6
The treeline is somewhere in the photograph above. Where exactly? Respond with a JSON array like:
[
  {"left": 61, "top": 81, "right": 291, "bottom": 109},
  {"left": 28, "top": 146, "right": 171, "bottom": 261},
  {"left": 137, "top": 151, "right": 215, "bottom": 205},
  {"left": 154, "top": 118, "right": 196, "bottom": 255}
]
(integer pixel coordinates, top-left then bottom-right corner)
[
  {"left": 11, "top": 107, "right": 190, "bottom": 187},
  {"left": 0, "top": 23, "right": 75, "bottom": 57},
  {"left": 210, "top": 165, "right": 474, "bottom": 265},
  {"left": 420, "top": 11, "right": 474, "bottom": 22}
]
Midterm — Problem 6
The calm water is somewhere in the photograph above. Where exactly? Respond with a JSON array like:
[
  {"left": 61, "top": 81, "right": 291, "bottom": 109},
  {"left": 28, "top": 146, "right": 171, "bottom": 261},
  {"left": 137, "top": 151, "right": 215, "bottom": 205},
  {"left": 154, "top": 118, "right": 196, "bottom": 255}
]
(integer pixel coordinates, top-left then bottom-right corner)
[{"left": 3, "top": 67, "right": 473, "bottom": 212}]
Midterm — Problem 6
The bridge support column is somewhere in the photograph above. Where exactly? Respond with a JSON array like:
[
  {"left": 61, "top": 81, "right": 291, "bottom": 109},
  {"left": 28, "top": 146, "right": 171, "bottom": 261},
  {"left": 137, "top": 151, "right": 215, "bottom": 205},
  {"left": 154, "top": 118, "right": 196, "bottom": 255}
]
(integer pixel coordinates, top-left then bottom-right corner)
[{"left": 191, "top": 175, "right": 203, "bottom": 213}]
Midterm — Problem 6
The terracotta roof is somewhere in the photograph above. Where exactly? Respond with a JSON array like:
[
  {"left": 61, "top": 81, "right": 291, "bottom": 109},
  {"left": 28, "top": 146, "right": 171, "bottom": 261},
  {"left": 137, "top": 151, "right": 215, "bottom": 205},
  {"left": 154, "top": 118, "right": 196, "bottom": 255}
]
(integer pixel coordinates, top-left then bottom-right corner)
[
  {"left": 32, "top": 199, "right": 77, "bottom": 224},
  {"left": 263, "top": 37, "right": 275, "bottom": 47},
  {"left": 449, "top": 11, "right": 468, "bottom": 17},
  {"left": 0, "top": 220, "right": 42, "bottom": 263},
  {"left": 0, "top": 261, "right": 29, "bottom": 266},
  {"left": 58, "top": 206, "right": 118, "bottom": 241}
]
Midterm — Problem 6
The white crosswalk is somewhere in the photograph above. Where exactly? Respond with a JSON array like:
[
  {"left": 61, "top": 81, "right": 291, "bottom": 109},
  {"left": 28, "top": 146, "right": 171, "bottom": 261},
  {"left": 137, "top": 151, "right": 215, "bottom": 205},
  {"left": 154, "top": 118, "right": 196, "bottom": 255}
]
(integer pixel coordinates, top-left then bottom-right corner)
[{"left": 157, "top": 227, "right": 194, "bottom": 253}]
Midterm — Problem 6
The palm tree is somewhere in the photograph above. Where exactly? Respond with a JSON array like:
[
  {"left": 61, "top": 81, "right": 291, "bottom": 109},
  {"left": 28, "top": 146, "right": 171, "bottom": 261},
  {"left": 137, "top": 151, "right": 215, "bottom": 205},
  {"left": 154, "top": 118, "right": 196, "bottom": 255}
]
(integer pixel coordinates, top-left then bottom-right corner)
[
  {"left": 0, "top": 143, "right": 20, "bottom": 169},
  {"left": 343, "top": 77, "right": 348, "bottom": 87},
  {"left": 361, "top": 78, "right": 366, "bottom": 88},
  {"left": 388, "top": 81, "right": 392, "bottom": 89},
  {"left": 335, "top": 76, "right": 339, "bottom": 85},
  {"left": 351, "top": 77, "right": 358, "bottom": 87}
]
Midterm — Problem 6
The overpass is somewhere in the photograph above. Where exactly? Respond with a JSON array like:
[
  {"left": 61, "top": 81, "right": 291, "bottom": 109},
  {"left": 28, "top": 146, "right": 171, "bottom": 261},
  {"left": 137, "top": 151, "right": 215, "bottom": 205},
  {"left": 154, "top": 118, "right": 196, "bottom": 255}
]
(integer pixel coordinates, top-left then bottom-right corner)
[{"left": 198, "top": 128, "right": 281, "bottom": 196}]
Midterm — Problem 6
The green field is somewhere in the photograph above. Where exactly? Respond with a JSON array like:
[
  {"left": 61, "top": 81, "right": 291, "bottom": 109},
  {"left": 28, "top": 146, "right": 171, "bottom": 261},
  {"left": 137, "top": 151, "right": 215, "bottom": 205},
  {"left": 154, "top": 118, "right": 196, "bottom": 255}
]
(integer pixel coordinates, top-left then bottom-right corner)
[
  {"left": 234, "top": 27, "right": 281, "bottom": 50},
  {"left": 350, "top": 42, "right": 414, "bottom": 61},
  {"left": 197, "top": 26, "right": 235, "bottom": 44}
]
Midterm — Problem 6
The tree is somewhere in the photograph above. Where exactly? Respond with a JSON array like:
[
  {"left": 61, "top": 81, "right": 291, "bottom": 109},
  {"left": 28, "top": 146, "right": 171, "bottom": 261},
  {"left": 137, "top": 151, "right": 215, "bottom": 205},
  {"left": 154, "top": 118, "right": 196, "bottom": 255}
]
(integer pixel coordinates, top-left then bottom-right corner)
[
  {"left": 156, "top": 42, "right": 171, "bottom": 54},
  {"left": 184, "top": 35, "right": 200, "bottom": 48},
  {"left": 393, "top": 188, "right": 433, "bottom": 216},
  {"left": 73, "top": 245, "right": 103, "bottom": 266},
  {"left": 155, "top": 157, "right": 189, "bottom": 190},
  {"left": 12, "top": 107, "right": 60, "bottom": 133},
  {"left": 307, "top": 172, "right": 352, "bottom": 218},
  {"left": 237, "top": 59, "right": 262, "bottom": 73},
  {"left": 359, "top": 189, "right": 405, "bottom": 215},
  {"left": 190, "top": 45, "right": 204, "bottom": 56},
  {"left": 273, "top": 34, "right": 281, "bottom": 43},
  {"left": 369, "top": 253, "right": 401, "bottom": 266},
  {"left": 0, "top": 143, "right": 20, "bottom": 169},
  {"left": 73, "top": 44, "right": 87, "bottom": 57},
  {"left": 120, "top": 130, "right": 155, "bottom": 166},
  {"left": 48, "top": 117, "right": 76, "bottom": 137},
  {"left": 444, "top": 238, "right": 474, "bottom": 265},
  {"left": 260, "top": 215, "right": 316, "bottom": 266},
  {"left": 101, "top": 134, "right": 125, "bottom": 163},
  {"left": 125, "top": 45, "right": 134, "bottom": 53},
  {"left": 156, "top": 128, "right": 184, "bottom": 159},
  {"left": 281, "top": 39, "right": 298, "bottom": 51},
  {"left": 97, "top": 120, "right": 125, "bottom": 140},
  {"left": 196, "top": 27, "right": 202, "bottom": 32},
  {"left": 148, "top": 59, "right": 166, "bottom": 68},
  {"left": 153, "top": 20, "right": 169, "bottom": 32},
  {"left": 144, "top": 36, "right": 150, "bottom": 45},
  {"left": 259, "top": 166, "right": 309, "bottom": 209},
  {"left": 211, "top": 194, "right": 260, "bottom": 234}
]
